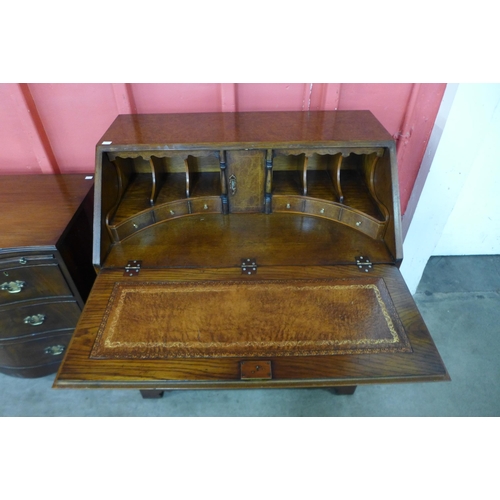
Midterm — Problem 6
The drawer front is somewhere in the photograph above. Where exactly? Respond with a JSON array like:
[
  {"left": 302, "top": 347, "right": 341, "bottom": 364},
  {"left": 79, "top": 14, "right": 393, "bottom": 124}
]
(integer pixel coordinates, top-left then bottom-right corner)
[
  {"left": 0, "top": 330, "right": 72, "bottom": 369},
  {"left": 189, "top": 197, "right": 222, "bottom": 214},
  {"left": 0, "top": 253, "right": 54, "bottom": 269},
  {"left": 340, "top": 209, "right": 382, "bottom": 239},
  {"left": 111, "top": 210, "right": 156, "bottom": 241},
  {"left": 0, "top": 264, "right": 73, "bottom": 306},
  {"left": 154, "top": 200, "right": 190, "bottom": 222},
  {"left": 303, "top": 199, "right": 343, "bottom": 220},
  {"left": 0, "top": 301, "right": 81, "bottom": 341},
  {"left": 272, "top": 195, "right": 305, "bottom": 213}
]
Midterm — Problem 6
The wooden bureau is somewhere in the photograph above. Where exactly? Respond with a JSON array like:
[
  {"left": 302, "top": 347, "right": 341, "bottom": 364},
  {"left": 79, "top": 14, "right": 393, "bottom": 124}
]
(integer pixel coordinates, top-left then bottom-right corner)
[
  {"left": 0, "top": 175, "right": 95, "bottom": 378},
  {"left": 54, "top": 111, "right": 449, "bottom": 397}
]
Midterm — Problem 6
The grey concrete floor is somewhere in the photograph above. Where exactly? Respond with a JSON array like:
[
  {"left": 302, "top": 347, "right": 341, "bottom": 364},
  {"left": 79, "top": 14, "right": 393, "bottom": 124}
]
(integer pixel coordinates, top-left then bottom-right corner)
[{"left": 1, "top": 255, "right": 499, "bottom": 417}]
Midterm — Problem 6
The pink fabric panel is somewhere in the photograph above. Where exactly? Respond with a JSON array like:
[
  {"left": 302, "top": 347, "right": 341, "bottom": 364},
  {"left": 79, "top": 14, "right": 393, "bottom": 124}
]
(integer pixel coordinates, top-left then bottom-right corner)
[
  {"left": 338, "top": 83, "right": 413, "bottom": 134},
  {"left": 27, "top": 84, "right": 119, "bottom": 173},
  {"left": 0, "top": 84, "right": 44, "bottom": 174},
  {"left": 130, "top": 84, "right": 223, "bottom": 113},
  {"left": 236, "top": 84, "right": 311, "bottom": 111}
]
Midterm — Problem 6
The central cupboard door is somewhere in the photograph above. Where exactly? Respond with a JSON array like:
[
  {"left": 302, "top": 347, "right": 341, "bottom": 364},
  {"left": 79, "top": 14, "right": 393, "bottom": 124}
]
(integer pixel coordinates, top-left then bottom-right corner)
[{"left": 226, "top": 150, "right": 266, "bottom": 213}]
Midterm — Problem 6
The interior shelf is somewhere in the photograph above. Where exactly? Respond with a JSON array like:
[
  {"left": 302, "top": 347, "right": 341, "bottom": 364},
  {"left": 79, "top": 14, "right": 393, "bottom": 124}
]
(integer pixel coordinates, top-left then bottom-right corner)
[
  {"left": 271, "top": 152, "right": 386, "bottom": 221},
  {"left": 108, "top": 154, "right": 223, "bottom": 227},
  {"left": 188, "top": 172, "right": 221, "bottom": 199},
  {"left": 340, "top": 170, "right": 383, "bottom": 220},
  {"left": 272, "top": 170, "right": 304, "bottom": 196},
  {"left": 112, "top": 173, "right": 152, "bottom": 225},
  {"left": 107, "top": 148, "right": 388, "bottom": 239}
]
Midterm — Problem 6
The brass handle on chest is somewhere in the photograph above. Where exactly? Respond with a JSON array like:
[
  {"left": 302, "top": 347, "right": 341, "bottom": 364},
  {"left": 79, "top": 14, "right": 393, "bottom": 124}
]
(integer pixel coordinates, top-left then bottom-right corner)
[
  {"left": 24, "top": 314, "right": 46, "bottom": 326},
  {"left": 1, "top": 281, "right": 26, "bottom": 294},
  {"left": 44, "top": 345, "right": 65, "bottom": 356}
]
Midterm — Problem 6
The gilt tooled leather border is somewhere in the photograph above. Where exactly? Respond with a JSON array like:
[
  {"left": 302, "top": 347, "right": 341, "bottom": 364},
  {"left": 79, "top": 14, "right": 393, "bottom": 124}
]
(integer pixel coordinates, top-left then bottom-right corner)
[{"left": 90, "top": 278, "right": 412, "bottom": 359}]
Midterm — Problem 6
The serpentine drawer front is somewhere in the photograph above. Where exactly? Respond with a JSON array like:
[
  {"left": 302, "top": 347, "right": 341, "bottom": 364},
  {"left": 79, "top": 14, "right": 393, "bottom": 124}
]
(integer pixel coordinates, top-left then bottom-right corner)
[
  {"left": 0, "top": 175, "right": 95, "bottom": 378},
  {"left": 53, "top": 111, "right": 449, "bottom": 397},
  {"left": 0, "top": 257, "right": 74, "bottom": 305}
]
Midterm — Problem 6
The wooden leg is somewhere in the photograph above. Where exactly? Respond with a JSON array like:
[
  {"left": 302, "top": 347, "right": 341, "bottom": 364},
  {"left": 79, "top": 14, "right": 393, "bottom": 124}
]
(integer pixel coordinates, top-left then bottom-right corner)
[
  {"left": 140, "top": 390, "right": 164, "bottom": 399},
  {"left": 331, "top": 386, "right": 357, "bottom": 395}
]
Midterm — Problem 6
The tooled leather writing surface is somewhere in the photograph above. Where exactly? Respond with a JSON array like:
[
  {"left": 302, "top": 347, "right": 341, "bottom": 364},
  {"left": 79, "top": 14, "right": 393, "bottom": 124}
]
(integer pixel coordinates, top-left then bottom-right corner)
[{"left": 90, "top": 278, "right": 411, "bottom": 360}]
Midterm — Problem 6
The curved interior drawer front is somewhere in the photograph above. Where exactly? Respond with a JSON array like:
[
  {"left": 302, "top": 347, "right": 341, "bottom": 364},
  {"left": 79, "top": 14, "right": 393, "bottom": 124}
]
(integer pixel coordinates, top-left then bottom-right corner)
[
  {"left": 272, "top": 195, "right": 305, "bottom": 213},
  {"left": 110, "top": 210, "right": 156, "bottom": 241},
  {"left": 0, "top": 301, "right": 81, "bottom": 340},
  {"left": 339, "top": 210, "right": 383, "bottom": 239},
  {"left": 0, "top": 264, "right": 73, "bottom": 306},
  {"left": 304, "top": 199, "right": 381, "bottom": 237},
  {"left": 154, "top": 200, "right": 190, "bottom": 222},
  {"left": 303, "top": 199, "right": 343, "bottom": 220},
  {"left": 0, "top": 330, "right": 72, "bottom": 369},
  {"left": 189, "top": 197, "right": 222, "bottom": 214}
]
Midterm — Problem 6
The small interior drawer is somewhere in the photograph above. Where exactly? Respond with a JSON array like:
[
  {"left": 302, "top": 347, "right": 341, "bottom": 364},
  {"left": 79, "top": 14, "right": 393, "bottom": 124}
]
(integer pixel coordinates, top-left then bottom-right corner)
[
  {"left": 303, "top": 199, "right": 342, "bottom": 220},
  {"left": 272, "top": 195, "right": 305, "bottom": 213},
  {"left": 340, "top": 210, "right": 382, "bottom": 239},
  {"left": 154, "top": 200, "right": 190, "bottom": 222},
  {"left": 110, "top": 210, "right": 155, "bottom": 241},
  {"left": 189, "top": 196, "right": 222, "bottom": 214}
]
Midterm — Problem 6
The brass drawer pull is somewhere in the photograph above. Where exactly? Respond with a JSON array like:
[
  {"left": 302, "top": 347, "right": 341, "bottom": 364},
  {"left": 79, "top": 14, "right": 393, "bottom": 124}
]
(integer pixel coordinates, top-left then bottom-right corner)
[
  {"left": 44, "top": 345, "right": 65, "bottom": 356},
  {"left": 24, "top": 314, "right": 46, "bottom": 326},
  {"left": 1, "top": 281, "right": 26, "bottom": 294}
]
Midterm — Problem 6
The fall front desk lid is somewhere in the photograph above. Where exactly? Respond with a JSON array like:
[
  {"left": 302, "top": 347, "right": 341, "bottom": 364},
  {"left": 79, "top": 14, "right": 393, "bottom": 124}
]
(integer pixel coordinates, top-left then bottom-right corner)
[{"left": 54, "top": 266, "right": 449, "bottom": 389}]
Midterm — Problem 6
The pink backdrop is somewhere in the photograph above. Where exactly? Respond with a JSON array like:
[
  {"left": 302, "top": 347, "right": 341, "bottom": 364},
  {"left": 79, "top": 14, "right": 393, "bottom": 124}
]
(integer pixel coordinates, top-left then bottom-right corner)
[{"left": 0, "top": 83, "right": 446, "bottom": 214}]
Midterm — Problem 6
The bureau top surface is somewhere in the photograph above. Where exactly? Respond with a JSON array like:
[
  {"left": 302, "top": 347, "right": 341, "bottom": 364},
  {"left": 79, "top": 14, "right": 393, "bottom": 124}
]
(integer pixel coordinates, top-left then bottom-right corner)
[
  {"left": 0, "top": 174, "right": 93, "bottom": 249},
  {"left": 97, "top": 111, "right": 394, "bottom": 150}
]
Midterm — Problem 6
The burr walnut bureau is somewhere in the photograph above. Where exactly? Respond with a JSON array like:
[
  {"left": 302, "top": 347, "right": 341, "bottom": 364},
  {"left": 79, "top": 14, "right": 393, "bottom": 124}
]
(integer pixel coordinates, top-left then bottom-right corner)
[
  {"left": 0, "top": 175, "right": 95, "bottom": 378},
  {"left": 53, "top": 111, "right": 449, "bottom": 397}
]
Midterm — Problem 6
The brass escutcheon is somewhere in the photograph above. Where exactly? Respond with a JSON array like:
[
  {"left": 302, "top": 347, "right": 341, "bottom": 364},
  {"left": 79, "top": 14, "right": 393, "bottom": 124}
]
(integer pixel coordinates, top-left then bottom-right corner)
[{"left": 229, "top": 174, "right": 237, "bottom": 196}]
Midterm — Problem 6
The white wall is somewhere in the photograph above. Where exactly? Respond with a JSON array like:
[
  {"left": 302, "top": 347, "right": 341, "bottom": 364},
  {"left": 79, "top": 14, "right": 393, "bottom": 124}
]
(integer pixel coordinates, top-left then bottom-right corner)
[
  {"left": 401, "top": 84, "right": 500, "bottom": 294},
  {"left": 433, "top": 87, "right": 500, "bottom": 255}
]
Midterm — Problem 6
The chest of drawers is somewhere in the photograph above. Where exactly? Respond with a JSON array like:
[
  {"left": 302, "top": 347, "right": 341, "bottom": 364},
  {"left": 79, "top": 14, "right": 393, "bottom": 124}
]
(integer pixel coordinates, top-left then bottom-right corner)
[
  {"left": 0, "top": 175, "right": 95, "bottom": 377},
  {"left": 54, "top": 112, "right": 449, "bottom": 397}
]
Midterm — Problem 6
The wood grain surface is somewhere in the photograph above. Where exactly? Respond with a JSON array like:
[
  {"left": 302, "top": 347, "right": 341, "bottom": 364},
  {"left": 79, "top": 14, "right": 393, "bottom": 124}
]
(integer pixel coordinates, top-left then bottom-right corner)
[
  {"left": 54, "top": 265, "right": 449, "bottom": 390},
  {"left": 0, "top": 175, "right": 93, "bottom": 249},
  {"left": 97, "top": 111, "right": 394, "bottom": 149},
  {"left": 53, "top": 112, "right": 447, "bottom": 391}
]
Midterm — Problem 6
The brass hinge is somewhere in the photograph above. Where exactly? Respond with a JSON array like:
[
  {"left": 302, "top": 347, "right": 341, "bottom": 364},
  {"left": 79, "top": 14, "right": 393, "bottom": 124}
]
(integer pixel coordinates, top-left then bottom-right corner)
[
  {"left": 356, "top": 256, "right": 373, "bottom": 272},
  {"left": 124, "top": 260, "right": 142, "bottom": 276},
  {"left": 241, "top": 258, "right": 257, "bottom": 275}
]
